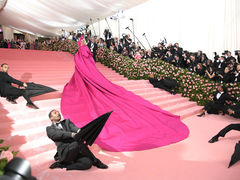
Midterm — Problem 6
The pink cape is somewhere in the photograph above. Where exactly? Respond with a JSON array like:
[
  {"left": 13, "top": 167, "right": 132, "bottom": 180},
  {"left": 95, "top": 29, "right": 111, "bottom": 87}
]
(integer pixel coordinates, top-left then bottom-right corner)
[{"left": 61, "top": 44, "right": 189, "bottom": 152}]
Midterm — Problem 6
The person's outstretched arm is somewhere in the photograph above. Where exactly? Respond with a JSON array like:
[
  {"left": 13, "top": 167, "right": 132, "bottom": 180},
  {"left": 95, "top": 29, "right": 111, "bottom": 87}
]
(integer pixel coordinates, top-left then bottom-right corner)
[{"left": 4, "top": 74, "right": 24, "bottom": 87}]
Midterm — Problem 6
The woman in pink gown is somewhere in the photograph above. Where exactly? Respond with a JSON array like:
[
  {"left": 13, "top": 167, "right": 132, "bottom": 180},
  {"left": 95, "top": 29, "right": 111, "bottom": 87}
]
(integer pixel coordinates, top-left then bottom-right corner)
[{"left": 61, "top": 36, "right": 189, "bottom": 152}]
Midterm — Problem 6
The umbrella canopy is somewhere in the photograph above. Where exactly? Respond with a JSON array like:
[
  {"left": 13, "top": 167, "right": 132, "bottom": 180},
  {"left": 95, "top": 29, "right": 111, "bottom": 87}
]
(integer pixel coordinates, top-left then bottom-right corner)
[
  {"left": 74, "top": 111, "right": 113, "bottom": 146},
  {"left": 25, "top": 82, "right": 57, "bottom": 98}
]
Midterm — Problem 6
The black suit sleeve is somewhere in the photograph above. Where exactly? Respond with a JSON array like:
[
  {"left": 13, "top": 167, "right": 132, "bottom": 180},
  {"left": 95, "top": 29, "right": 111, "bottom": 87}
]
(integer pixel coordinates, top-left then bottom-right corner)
[
  {"left": 66, "top": 119, "right": 80, "bottom": 133},
  {"left": 149, "top": 78, "right": 159, "bottom": 83},
  {"left": 4, "top": 74, "right": 24, "bottom": 86},
  {"left": 46, "top": 126, "right": 73, "bottom": 141},
  {"left": 225, "top": 94, "right": 237, "bottom": 102},
  {"left": 213, "top": 92, "right": 218, "bottom": 101},
  {"left": 217, "top": 93, "right": 229, "bottom": 104}
]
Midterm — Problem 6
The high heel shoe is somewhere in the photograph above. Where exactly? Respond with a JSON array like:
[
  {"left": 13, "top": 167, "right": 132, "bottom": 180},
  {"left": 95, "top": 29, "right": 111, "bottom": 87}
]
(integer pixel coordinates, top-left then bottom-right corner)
[{"left": 197, "top": 112, "right": 205, "bottom": 117}]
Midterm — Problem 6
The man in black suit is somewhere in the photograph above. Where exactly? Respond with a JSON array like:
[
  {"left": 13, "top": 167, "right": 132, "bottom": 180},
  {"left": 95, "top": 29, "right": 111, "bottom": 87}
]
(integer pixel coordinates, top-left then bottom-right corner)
[
  {"left": 214, "top": 56, "right": 227, "bottom": 75},
  {"left": 226, "top": 51, "right": 236, "bottom": 63},
  {"left": 173, "top": 43, "right": 183, "bottom": 58},
  {"left": 114, "top": 42, "right": 122, "bottom": 54},
  {"left": 149, "top": 73, "right": 178, "bottom": 95},
  {"left": 103, "top": 29, "right": 112, "bottom": 48},
  {"left": 87, "top": 38, "right": 98, "bottom": 62},
  {"left": 170, "top": 54, "right": 182, "bottom": 67},
  {"left": 198, "top": 86, "right": 237, "bottom": 117},
  {"left": 46, "top": 109, "right": 108, "bottom": 170},
  {"left": 0, "top": 63, "right": 38, "bottom": 109}
]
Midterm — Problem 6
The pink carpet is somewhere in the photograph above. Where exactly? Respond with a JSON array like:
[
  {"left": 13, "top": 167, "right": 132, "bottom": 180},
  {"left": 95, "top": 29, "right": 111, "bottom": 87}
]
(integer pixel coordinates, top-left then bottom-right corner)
[{"left": 0, "top": 48, "right": 239, "bottom": 180}]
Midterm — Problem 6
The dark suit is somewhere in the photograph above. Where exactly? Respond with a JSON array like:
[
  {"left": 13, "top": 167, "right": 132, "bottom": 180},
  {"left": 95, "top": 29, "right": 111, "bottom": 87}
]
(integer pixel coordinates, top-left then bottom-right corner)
[
  {"left": 149, "top": 77, "right": 178, "bottom": 94},
  {"left": 0, "top": 71, "right": 32, "bottom": 103},
  {"left": 204, "top": 91, "right": 236, "bottom": 114},
  {"left": 104, "top": 30, "right": 112, "bottom": 48},
  {"left": 87, "top": 41, "right": 98, "bottom": 62},
  {"left": 46, "top": 119, "right": 98, "bottom": 170},
  {"left": 214, "top": 61, "right": 226, "bottom": 73},
  {"left": 114, "top": 45, "right": 122, "bottom": 54}
]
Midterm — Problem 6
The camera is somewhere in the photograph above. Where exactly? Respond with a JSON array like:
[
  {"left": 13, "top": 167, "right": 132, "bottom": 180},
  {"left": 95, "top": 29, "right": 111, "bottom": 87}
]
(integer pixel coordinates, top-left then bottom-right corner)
[
  {"left": 0, "top": 158, "right": 36, "bottom": 180},
  {"left": 222, "top": 50, "right": 228, "bottom": 56},
  {"left": 235, "top": 50, "right": 240, "bottom": 56},
  {"left": 213, "top": 52, "right": 220, "bottom": 61}
]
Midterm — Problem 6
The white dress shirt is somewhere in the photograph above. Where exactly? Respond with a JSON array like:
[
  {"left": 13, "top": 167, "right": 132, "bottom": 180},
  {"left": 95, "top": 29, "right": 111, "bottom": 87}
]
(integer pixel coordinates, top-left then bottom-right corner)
[{"left": 216, "top": 92, "right": 224, "bottom": 99}]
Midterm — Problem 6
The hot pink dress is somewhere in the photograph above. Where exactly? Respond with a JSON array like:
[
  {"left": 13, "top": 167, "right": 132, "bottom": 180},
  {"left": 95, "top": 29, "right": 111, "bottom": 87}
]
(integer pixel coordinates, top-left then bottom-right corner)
[{"left": 61, "top": 40, "right": 189, "bottom": 152}]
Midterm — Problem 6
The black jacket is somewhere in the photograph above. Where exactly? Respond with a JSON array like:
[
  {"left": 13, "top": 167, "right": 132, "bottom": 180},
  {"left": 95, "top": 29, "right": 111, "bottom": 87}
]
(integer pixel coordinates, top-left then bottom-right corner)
[
  {"left": 228, "top": 104, "right": 240, "bottom": 118},
  {"left": 114, "top": 45, "right": 123, "bottom": 54},
  {"left": 212, "top": 91, "right": 237, "bottom": 105},
  {"left": 46, "top": 119, "right": 80, "bottom": 162},
  {"left": 0, "top": 72, "right": 24, "bottom": 97}
]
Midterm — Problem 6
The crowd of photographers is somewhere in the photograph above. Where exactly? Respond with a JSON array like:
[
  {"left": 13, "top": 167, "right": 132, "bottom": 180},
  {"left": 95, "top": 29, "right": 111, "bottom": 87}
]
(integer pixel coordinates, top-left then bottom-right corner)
[
  {"left": 61, "top": 28, "right": 240, "bottom": 84},
  {"left": 90, "top": 28, "right": 240, "bottom": 84}
]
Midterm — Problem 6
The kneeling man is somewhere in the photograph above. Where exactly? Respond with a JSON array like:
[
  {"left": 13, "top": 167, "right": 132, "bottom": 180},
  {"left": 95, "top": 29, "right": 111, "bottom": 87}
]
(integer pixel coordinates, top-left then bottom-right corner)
[{"left": 46, "top": 109, "right": 108, "bottom": 170}]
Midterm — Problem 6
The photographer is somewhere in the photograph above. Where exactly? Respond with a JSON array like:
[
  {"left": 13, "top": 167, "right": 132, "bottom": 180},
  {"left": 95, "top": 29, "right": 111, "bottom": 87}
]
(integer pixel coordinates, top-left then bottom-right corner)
[
  {"left": 103, "top": 28, "right": 112, "bottom": 48},
  {"left": 166, "top": 43, "right": 174, "bottom": 55},
  {"left": 217, "top": 66, "right": 235, "bottom": 83},
  {"left": 87, "top": 37, "right": 98, "bottom": 62},
  {"left": 146, "top": 49, "right": 153, "bottom": 59},
  {"left": 114, "top": 42, "right": 122, "bottom": 54},
  {"left": 235, "top": 50, "right": 240, "bottom": 63},
  {"left": 190, "top": 54, "right": 199, "bottom": 72},
  {"left": 151, "top": 46, "right": 161, "bottom": 58},
  {"left": 214, "top": 56, "right": 227, "bottom": 75},
  {"left": 205, "top": 66, "right": 216, "bottom": 81},
  {"left": 170, "top": 54, "right": 182, "bottom": 67},
  {"left": 172, "top": 43, "right": 183, "bottom": 57},
  {"left": 233, "top": 64, "right": 240, "bottom": 82},
  {"left": 195, "top": 63, "right": 205, "bottom": 76},
  {"left": 226, "top": 51, "right": 236, "bottom": 63},
  {"left": 121, "top": 47, "right": 129, "bottom": 57},
  {"left": 196, "top": 50, "right": 203, "bottom": 62},
  {"left": 164, "top": 51, "right": 173, "bottom": 63},
  {"left": 181, "top": 51, "right": 189, "bottom": 68}
]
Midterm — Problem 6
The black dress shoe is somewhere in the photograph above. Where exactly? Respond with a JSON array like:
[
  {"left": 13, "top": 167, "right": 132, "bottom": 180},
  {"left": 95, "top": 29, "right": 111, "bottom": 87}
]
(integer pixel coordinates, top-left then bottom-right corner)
[
  {"left": 93, "top": 159, "right": 108, "bottom": 169},
  {"left": 49, "top": 162, "right": 65, "bottom": 169},
  {"left": 26, "top": 103, "right": 39, "bottom": 109},
  {"left": 208, "top": 136, "right": 219, "bottom": 143},
  {"left": 171, "top": 91, "right": 177, "bottom": 95},
  {"left": 197, "top": 112, "right": 205, "bottom": 117}
]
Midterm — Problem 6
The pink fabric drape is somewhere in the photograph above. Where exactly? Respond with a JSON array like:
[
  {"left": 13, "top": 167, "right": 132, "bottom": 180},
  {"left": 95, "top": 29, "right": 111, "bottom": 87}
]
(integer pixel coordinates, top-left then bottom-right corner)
[{"left": 61, "top": 43, "right": 189, "bottom": 151}]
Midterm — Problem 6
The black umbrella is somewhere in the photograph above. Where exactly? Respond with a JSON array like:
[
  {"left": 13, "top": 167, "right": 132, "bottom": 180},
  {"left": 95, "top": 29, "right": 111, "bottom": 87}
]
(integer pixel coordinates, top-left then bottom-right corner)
[
  {"left": 25, "top": 82, "right": 57, "bottom": 97},
  {"left": 74, "top": 111, "right": 113, "bottom": 146},
  {"left": 228, "top": 141, "right": 240, "bottom": 168}
]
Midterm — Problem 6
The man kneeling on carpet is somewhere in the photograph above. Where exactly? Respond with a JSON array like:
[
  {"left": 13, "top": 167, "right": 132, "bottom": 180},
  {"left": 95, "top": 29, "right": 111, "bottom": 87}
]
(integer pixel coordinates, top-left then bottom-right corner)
[
  {"left": 0, "top": 63, "right": 57, "bottom": 109},
  {"left": 0, "top": 63, "right": 38, "bottom": 109},
  {"left": 46, "top": 109, "right": 108, "bottom": 170}
]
